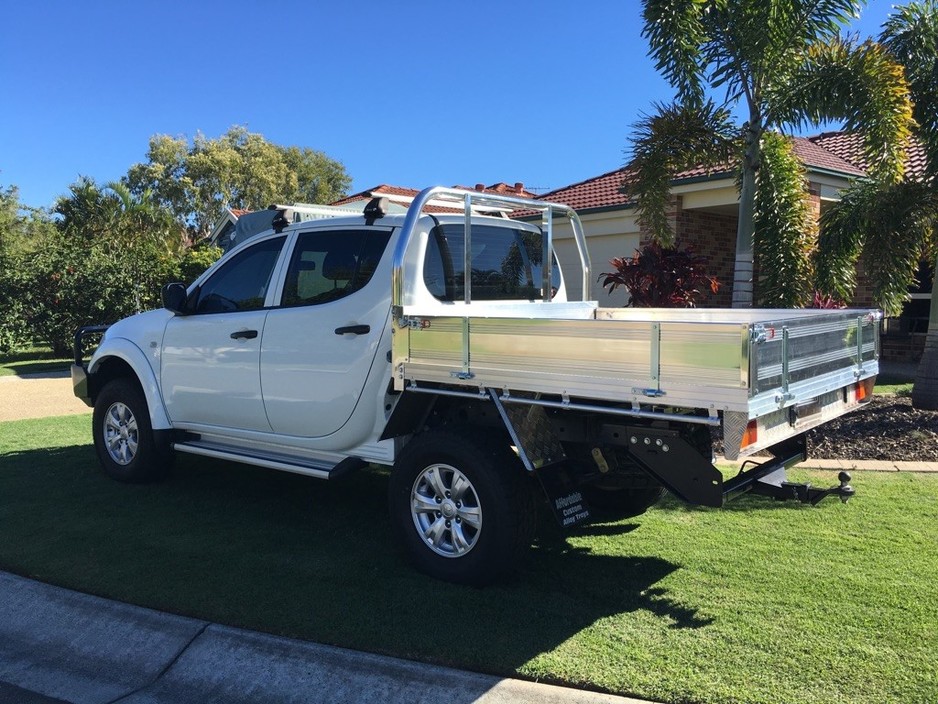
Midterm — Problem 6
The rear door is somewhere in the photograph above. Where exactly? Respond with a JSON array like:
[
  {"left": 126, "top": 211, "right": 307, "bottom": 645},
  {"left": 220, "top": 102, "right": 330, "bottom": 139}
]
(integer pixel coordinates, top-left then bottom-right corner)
[{"left": 260, "top": 227, "right": 392, "bottom": 437}]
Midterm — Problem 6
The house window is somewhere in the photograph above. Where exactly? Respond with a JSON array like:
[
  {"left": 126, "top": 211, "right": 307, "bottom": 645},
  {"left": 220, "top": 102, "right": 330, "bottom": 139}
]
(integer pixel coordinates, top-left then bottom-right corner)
[{"left": 888, "top": 258, "right": 933, "bottom": 335}]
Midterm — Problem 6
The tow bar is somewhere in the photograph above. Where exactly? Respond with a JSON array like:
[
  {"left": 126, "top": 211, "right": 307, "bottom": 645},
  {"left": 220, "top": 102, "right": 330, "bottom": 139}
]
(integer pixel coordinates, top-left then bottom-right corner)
[{"left": 722, "top": 435, "right": 856, "bottom": 506}]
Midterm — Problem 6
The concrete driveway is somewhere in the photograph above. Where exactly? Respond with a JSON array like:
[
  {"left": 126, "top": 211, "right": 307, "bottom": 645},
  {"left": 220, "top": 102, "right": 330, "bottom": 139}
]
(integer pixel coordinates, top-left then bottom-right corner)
[{"left": 0, "top": 372, "right": 91, "bottom": 422}]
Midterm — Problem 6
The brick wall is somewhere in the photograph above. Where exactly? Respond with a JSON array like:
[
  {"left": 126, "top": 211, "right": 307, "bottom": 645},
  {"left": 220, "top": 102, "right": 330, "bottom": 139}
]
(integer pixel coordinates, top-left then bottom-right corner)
[
  {"left": 881, "top": 333, "right": 926, "bottom": 363},
  {"left": 676, "top": 208, "right": 738, "bottom": 307},
  {"left": 638, "top": 197, "right": 738, "bottom": 307}
]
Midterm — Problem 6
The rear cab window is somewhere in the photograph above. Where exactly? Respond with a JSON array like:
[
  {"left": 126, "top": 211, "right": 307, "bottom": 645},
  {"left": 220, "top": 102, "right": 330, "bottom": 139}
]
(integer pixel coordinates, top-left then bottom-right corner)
[{"left": 423, "top": 223, "right": 560, "bottom": 302}]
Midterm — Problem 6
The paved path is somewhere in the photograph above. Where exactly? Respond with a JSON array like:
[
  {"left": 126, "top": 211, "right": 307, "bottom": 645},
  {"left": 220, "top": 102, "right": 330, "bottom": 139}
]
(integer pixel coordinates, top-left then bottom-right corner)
[
  {"left": 0, "top": 572, "right": 645, "bottom": 704},
  {"left": 0, "top": 372, "right": 91, "bottom": 422},
  {"left": 717, "top": 456, "right": 938, "bottom": 473}
]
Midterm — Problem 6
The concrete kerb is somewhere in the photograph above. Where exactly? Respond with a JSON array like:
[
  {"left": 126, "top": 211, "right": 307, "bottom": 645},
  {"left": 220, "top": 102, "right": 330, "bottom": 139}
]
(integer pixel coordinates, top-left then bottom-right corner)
[
  {"left": 716, "top": 457, "right": 938, "bottom": 473},
  {"left": 0, "top": 572, "right": 649, "bottom": 704}
]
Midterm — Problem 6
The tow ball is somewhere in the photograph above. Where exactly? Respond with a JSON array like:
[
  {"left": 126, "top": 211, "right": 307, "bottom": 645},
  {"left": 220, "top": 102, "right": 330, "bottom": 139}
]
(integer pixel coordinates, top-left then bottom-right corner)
[
  {"left": 752, "top": 469, "right": 856, "bottom": 505},
  {"left": 795, "top": 471, "right": 856, "bottom": 506},
  {"left": 725, "top": 452, "right": 858, "bottom": 505}
]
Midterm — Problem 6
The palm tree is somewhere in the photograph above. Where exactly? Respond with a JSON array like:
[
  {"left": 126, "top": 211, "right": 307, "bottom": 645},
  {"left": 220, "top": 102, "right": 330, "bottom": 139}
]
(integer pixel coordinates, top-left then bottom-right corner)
[
  {"left": 627, "top": 0, "right": 914, "bottom": 307},
  {"left": 818, "top": 1, "right": 938, "bottom": 409}
]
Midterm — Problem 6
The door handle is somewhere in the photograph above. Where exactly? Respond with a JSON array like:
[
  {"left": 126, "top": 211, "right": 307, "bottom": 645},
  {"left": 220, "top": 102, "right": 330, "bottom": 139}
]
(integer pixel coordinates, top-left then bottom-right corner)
[
  {"left": 230, "top": 329, "right": 258, "bottom": 340},
  {"left": 334, "top": 325, "right": 370, "bottom": 336}
]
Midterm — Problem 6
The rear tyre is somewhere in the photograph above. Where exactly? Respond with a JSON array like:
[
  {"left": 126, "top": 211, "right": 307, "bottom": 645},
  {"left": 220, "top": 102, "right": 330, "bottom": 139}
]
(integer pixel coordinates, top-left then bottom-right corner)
[
  {"left": 388, "top": 427, "right": 536, "bottom": 585},
  {"left": 93, "top": 378, "right": 172, "bottom": 483}
]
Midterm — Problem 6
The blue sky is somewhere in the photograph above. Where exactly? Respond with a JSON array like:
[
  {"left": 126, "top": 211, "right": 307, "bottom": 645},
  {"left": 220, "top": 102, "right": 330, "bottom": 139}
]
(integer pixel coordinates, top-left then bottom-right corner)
[{"left": 0, "top": 1, "right": 897, "bottom": 209}]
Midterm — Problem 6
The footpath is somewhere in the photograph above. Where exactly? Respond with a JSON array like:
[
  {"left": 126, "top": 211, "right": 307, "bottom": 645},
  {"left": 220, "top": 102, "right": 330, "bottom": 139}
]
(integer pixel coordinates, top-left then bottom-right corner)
[
  {"left": 0, "top": 572, "right": 642, "bottom": 704},
  {"left": 1, "top": 371, "right": 934, "bottom": 704}
]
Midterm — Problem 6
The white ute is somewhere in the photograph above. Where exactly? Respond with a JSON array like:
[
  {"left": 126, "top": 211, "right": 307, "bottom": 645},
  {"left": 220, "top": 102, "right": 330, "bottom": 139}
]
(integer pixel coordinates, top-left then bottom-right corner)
[{"left": 73, "top": 187, "right": 879, "bottom": 584}]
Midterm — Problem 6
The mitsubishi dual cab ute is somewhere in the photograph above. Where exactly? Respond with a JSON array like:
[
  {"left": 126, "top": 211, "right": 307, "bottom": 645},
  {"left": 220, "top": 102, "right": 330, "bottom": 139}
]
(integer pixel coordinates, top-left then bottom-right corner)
[{"left": 73, "top": 187, "right": 879, "bottom": 584}]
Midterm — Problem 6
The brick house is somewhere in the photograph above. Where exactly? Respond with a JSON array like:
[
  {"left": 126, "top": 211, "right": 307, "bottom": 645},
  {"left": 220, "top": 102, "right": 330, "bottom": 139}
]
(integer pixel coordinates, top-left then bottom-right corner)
[{"left": 535, "top": 132, "right": 930, "bottom": 362}]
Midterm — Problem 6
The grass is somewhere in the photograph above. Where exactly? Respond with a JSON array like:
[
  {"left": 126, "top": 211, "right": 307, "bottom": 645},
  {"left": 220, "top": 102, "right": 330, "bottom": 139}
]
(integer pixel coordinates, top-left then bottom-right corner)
[
  {"left": 1, "top": 415, "right": 936, "bottom": 704},
  {"left": 875, "top": 380, "right": 914, "bottom": 396},
  {"left": 0, "top": 347, "right": 71, "bottom": 378}
]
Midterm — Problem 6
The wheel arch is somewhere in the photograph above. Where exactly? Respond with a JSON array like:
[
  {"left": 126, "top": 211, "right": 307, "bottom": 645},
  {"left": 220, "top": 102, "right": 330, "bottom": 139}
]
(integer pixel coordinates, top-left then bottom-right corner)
[{"left": 88, "top": 339, "right": 171, "bottom": 430}]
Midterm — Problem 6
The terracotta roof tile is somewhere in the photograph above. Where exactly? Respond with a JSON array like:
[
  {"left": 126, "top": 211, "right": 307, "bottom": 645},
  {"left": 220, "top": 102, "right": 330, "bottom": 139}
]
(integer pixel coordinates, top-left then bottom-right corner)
[
  {"left": 791, "top": 137, "right": 867, "bottom": 176},
  {"left": 330, "top": 184, "right": 420, "bottom": 207},
  {"left": 808, "top": 132, "right": 928, "bottom": 180},
  {"left": 453, "top": 182, "right": 538, "bottom": 199},
  {"left": 534, "top": 166, "right": 636, "bottom": 212},
  {"left": 535, "top": 133, "right": 874, "bottom": 212}
]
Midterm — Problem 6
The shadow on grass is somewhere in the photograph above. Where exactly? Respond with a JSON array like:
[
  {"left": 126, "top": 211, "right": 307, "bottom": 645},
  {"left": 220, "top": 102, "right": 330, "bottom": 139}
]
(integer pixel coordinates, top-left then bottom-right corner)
[
  {"left": 0, "top": 360, "right": 71, "bottom": 378},
  {"left": 0, "top": 443, "right": 712, "bottom": 677}
]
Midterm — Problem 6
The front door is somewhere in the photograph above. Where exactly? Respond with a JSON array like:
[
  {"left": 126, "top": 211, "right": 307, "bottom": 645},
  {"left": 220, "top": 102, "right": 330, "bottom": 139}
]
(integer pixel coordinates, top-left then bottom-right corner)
[
  {"left": 161, "top": 235, "right": 286, "bottom": 432},
  {"left": 260, "top": 227, "right": 392, "bottom": 437}
]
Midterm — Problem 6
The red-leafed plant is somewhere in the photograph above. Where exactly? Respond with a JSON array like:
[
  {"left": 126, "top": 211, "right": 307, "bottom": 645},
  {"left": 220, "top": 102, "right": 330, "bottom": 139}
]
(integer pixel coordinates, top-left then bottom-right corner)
[
  {"left": 810, "top": 291, "right": 847, "bottom": 309},
  {"left": 599, "top": 242, "right": 720, "bottom": 307}
]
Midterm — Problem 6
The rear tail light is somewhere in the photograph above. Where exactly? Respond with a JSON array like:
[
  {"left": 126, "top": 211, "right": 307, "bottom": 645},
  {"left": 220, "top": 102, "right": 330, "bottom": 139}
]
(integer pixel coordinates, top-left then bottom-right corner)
[
  {"left": 741, "top": 419, "right": 758, "bottom": 449},
  {"left": 855, "top": 378, "right": 874, "bottom": 403}
]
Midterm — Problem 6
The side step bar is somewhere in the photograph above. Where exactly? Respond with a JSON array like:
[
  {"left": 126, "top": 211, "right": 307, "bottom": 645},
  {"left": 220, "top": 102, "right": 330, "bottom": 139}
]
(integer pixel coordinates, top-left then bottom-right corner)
[{"left": 173, "top": 441, "right": 366, "bottom": 480}]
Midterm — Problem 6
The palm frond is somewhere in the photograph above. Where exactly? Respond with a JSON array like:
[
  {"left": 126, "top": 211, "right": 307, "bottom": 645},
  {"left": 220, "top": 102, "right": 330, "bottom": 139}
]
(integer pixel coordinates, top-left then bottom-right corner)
[
  {"left": 752, "top": 132, "right": 817, "bottom": 307},
  {"left": 641, "top": 0, "right": 709, "bottom": 103},
  {"left": 818, "top": 180, "right": 938, "bottom": 315},
  {"left": 623, "top": 101, "right": 738, "bottom": 245},
  {"left": 880, "top": 1, "right": 938, "bottom": 181},
  {"left": 767, "top": 36, "right": 914, "bottom": 184}
]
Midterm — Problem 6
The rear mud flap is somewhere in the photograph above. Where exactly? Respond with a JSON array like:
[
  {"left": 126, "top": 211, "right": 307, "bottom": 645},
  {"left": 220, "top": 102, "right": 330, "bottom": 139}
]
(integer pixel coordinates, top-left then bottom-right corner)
[{"left": 535, "top": 463, "right": 592, "bottom": 529}]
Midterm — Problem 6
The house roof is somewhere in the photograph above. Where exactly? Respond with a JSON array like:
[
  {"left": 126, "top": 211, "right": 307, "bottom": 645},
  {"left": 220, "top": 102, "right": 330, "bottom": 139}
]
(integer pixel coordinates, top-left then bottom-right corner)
[
  {"left": 330, "top": 184, "right": 421, "bottom": 207},
  {"left": 808, "top": 131, "right": 928, "bottom": 180},
  {"left": 535, "top": 131, "right": 911, "bottom": 213},
  {"left": 332, "top": 182, "right": 536, "bottom": 208},
  {"left": 534, "top": 167, "right": 636, "bottom": 213}
]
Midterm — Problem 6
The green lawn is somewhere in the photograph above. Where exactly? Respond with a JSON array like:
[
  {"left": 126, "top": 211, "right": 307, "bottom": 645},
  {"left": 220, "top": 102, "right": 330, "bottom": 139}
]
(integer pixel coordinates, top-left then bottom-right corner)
[
  {"left": 1, "top": 415, "right": 936, "bottom": 704},
  {"left": 0, "top": 348, "right": 71, "bottom": 377}
]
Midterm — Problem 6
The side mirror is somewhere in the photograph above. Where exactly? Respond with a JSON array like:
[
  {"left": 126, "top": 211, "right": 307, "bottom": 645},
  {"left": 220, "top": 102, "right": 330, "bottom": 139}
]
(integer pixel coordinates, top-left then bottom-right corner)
[{"left": 161, "top": 282, "right": 189, "bottom": 315}]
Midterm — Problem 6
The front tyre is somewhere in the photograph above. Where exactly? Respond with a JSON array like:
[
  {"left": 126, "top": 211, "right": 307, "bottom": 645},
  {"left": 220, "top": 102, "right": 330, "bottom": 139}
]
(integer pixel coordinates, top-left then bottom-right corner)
[
  {"left": 93, "top": 378, "right": 172, "bottom": 483},
  {"left": 388, "top": 427, "right": 535, "bottom": 586}
]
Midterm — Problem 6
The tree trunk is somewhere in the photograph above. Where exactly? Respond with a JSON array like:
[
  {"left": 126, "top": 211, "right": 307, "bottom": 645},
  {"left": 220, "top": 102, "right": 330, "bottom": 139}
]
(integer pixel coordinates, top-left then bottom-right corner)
[
  {"left": 732, "top": 120, "right": 761, "bottom": 308},
  {"left": 911, "top": 253, "right": 938, "bottom": 410}
]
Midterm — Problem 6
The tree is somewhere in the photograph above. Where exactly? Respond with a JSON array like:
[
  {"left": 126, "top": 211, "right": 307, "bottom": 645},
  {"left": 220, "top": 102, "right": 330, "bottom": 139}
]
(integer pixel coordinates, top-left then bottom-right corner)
[
  {"left": 0, "top": 184, "right": 55, "bottom": 352},
  {"left": 627, "top": 0, "right": 914, "bottom": 307},
  {"left": 25, "top": 178, "right": 186, "bottom": 355},
  {"left": 0, "top": 183, "right": 54, "bottom": 256},
  {"left": 818, "top": 1, "right": 938, "bottom": 409},
  {"left": 125, "top": 126, "right": 352, "bottom": 237}
]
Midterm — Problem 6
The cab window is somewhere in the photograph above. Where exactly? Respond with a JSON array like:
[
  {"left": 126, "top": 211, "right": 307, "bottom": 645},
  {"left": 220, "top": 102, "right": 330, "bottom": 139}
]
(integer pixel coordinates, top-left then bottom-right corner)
[
  {"left": 423, "top": 224, "right": 560, "bottom": 301},
  {"left": 281, "top": 229, "right": 391, "bottom": 307},
  {"left": 194, "top": 236, "right": 285, "bottom": 314}
]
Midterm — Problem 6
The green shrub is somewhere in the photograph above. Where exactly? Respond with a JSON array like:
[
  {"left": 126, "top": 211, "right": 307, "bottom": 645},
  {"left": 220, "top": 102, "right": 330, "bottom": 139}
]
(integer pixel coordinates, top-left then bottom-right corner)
[
  {"left": 24, "top": 231, "right": 178, "bottom": 357},
  {"left": 0, "top": 255, "right": 31, "bottom": 354}
]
